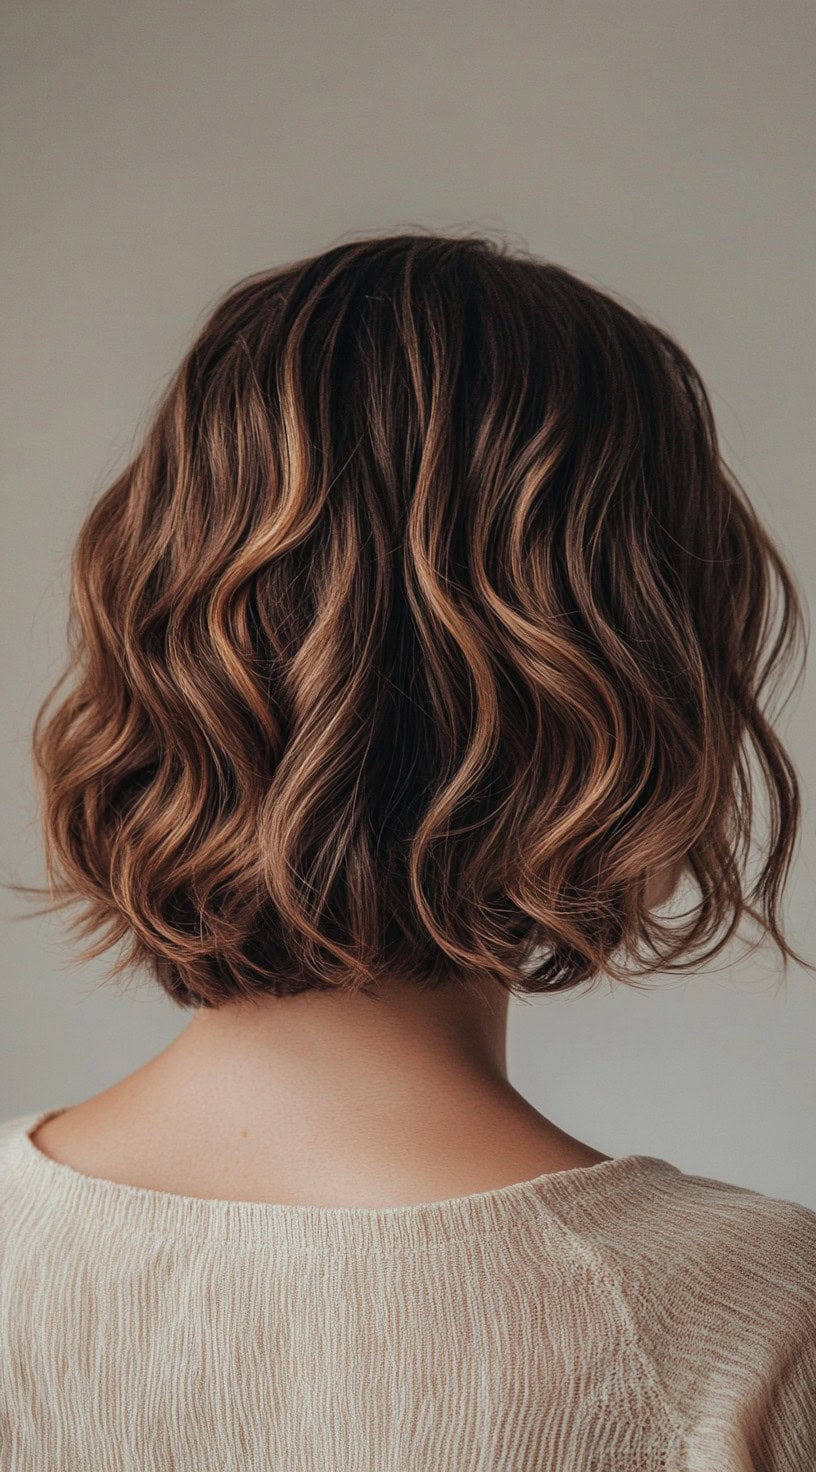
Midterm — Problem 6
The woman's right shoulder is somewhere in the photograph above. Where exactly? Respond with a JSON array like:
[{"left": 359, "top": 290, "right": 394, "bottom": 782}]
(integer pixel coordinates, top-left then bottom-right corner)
[
  {"left": 562, "top": 1152, "right": 816, "bottom": 1357},
  {"left": 604, "top": 1153, "right": 816, "bottom": 1290},
  {"left": 657, "top": 1157, "right": 816, "bottom": 1280},
  {"left": 585, "top": 1156, "right": 816, "bottom": 1395},
  {"left": 678, "top": 1162, "right": 816, "bottom": 1326},
  {"left": 550, "top": 1155, "right": 815, "bottom": 1463}
]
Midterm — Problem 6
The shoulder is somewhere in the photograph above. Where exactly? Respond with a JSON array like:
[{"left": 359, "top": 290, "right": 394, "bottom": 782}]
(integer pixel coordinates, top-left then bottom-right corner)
[
  {"left": 0, "top": 1108, "right": 67, "bottom": 1151},
  {"left": 653, "top": 1164, "right": 816, "bottom": 1466},
  {"left": 566, "top": 1156, "right": 816, "bottom": 1455},
  {"left": 544, "top": 1155, "right": 816, "bottom": 1465},
  {"left": 0, "top": 1109, "right": 43, "bottom": 1165},
  {"left": 650, "top": 1159, "right": 816, "bottom": 1307},
  {"left": 0, "top": 1108, "right": 66, "bottom": 1226},
  {"left": 579, "top": 1155, "right": 816, "bottom": 1319},
  {"left": 553, "top": 1156, "right": 816, "bottom": 1359},
  {"left": 655, "top": 1161, "right": 816, "bottom": 1347},
  {"left": 670, "top": 1159, "right": 816, "bottom": 1268}
]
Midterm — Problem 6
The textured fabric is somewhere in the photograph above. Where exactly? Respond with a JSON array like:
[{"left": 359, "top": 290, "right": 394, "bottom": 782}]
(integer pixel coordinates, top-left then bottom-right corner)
[{"left": 1, "top": 1107, "right": 815, "bottom": 1471}]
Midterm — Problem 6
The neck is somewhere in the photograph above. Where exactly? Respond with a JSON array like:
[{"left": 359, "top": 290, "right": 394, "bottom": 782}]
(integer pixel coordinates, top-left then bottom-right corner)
[
  {"left": 149, "top": 973, "right": 512, "bottom": 1119},
  {"left": 119, "top": 975, "right": 575, "bottom": 1199},
  {"left": 48, "top": 973, "right": 612, "bottom": 1203}
]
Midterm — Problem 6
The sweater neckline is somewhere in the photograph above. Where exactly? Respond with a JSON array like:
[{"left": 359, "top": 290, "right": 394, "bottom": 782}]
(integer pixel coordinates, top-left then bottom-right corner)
[{"left": 8, "top": 1106, "right": 679, "bottom": 1255}]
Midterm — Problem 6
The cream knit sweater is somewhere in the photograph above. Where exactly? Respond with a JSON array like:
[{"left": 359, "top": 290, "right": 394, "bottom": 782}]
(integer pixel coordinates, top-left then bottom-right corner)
[{"left": 1, "top": 1106, "right": 815, "bottom": 1471}]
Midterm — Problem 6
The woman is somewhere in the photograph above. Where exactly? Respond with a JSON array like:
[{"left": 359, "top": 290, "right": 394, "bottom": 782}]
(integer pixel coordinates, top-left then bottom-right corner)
[{"left": 2, "top": 231, "right": 814, "bottom": 1469}]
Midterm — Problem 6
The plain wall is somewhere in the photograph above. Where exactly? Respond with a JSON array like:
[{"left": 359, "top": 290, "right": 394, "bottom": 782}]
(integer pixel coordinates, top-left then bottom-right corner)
[{"left": 2, "top": 0, "right": 815, "bottom": 1205}]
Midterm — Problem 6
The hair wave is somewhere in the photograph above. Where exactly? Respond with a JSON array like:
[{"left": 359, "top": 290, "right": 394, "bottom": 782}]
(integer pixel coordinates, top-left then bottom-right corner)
[{"left": 8, "top": 230, "right": 810, "bottom": 1007}]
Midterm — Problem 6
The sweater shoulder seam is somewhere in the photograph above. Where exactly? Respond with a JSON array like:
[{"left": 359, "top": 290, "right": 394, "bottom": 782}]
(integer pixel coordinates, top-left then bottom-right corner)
[{"left": 544, "top": 1202, "right": 689, "bottom": 1452}]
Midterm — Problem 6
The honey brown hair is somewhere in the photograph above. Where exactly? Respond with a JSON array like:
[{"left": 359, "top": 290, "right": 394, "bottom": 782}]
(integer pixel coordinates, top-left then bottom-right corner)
[{"left": 8, "top": 230, "right": 810, "bottom": 1008}]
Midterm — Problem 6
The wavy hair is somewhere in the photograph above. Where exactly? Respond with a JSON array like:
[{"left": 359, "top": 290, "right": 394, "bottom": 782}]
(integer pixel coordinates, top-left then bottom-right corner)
[{"left": 8, "top": 230, "right": 810, "bottom": 1008}]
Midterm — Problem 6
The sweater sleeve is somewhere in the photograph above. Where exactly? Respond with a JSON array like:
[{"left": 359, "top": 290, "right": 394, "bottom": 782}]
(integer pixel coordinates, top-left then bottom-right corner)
[
  {"left": 656, "top": 1189, "right": 816, "bottom": 1472},
  {"left": 562, "top": 1166, "right": 816, "bottom": 1471},
  {"left": 749, "top": 1334, "right": 816, "bottom": 1472}
]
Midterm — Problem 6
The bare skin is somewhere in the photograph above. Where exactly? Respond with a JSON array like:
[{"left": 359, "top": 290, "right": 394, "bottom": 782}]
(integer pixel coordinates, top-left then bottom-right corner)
[
  {"left": 30, "top": 977, "right": 612, "bottom": 1206},
  {"left": 30, "top": 863, "right": 682, "bottom": 1208}
]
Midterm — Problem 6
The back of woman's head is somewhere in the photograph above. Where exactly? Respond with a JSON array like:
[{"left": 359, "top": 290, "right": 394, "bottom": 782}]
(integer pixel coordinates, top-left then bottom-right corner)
[{"left": 17, "top": 230, "right": 809, "bottom": 1008}]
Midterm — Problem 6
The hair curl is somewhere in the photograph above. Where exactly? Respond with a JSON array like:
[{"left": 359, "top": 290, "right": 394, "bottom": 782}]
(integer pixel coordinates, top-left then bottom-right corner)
[{"left": 8, "top": 229, "right": 810, "bottom": 1008}]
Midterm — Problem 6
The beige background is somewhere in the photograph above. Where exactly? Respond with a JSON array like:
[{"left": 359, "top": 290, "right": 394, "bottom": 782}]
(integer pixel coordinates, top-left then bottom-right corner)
[{"left": 2, "top": 2, "right": 815, "bottom": 1205}]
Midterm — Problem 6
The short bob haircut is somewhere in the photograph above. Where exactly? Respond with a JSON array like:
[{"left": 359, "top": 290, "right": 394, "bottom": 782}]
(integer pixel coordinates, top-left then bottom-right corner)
[{"left": 12, "top": 230, "right": 810, "bottom": 1009}]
